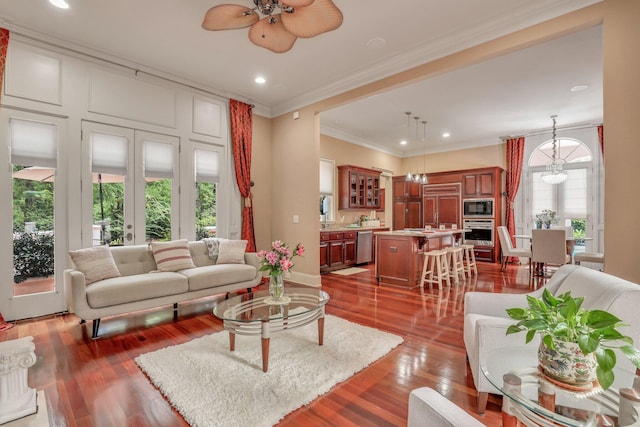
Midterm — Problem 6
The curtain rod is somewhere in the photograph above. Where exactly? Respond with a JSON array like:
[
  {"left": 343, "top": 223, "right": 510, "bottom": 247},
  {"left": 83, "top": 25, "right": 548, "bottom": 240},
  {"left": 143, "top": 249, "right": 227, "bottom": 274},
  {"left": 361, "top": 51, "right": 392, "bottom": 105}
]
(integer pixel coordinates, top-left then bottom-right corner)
[
  {"left": 8, "top": 27, "right": 255, "bottom": 108},
  {"left": 500, "top": 122, "right": 602, "bottom": 140}
]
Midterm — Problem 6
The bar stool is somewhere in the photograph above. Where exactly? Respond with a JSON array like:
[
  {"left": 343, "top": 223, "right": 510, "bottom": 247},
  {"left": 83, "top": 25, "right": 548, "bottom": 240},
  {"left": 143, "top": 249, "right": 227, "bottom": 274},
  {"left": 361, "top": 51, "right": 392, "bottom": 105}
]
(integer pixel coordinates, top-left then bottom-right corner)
[
  {"left": 446, "top": 246, "right": 466, "bottom": 285},
  {"left": 420, "top": 249, "right": 451, "bottom": 291},
  {"left": 460, "top": 244, "right": 478, "bottom": 277}
]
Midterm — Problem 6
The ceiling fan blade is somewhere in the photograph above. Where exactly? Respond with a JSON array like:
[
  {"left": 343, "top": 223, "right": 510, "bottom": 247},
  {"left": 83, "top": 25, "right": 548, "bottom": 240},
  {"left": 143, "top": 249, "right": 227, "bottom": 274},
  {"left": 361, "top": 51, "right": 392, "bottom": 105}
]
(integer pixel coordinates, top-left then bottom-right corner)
[
  {"left": 202, "top": 4, "right": 259, "bottom": 31},
  {"left": 248, "top": 15, "right": 297, "bottom": 53},
  {"left": 281, "top": 0, "right": 343, "bottom": 38},
  {"left": 282, "top": 0, "right": 314, "bottom": 6}
]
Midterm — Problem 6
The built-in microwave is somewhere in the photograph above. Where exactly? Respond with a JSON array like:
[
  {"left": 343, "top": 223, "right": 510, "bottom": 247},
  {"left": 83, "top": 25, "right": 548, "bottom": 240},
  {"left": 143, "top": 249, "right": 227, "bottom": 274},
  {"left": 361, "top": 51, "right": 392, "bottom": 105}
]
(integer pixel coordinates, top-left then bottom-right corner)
[{"left": 463, "top": 198, "right": 494, "bottom": 218}]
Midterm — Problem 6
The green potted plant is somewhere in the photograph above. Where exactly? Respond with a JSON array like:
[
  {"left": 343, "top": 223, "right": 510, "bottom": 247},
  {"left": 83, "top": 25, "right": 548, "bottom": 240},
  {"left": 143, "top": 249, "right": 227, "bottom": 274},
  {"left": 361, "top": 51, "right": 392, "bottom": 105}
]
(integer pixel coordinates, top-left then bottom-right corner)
[{"left": 506, "top": 288, "right": 640, "bottom": 390}]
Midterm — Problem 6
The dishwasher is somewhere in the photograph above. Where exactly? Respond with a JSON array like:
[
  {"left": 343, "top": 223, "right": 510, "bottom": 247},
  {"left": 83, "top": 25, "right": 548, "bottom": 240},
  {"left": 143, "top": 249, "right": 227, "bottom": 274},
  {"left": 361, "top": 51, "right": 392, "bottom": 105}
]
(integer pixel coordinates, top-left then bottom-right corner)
[{"left": 356, "top": 230, "right": 373, "bottom": 264}]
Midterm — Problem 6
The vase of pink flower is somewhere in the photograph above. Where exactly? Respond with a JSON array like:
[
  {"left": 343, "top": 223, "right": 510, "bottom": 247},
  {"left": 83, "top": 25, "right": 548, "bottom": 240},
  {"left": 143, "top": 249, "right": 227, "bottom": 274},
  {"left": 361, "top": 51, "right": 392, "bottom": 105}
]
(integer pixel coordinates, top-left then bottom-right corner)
[{"left": 257, "top": 240, "right": 305, "bottom": 302}]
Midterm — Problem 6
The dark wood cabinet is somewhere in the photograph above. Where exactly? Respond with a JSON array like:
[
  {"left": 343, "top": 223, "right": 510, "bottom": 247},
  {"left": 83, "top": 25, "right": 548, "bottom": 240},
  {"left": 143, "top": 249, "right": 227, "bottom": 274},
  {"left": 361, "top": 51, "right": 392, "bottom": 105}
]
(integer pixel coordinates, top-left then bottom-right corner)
[
  {"left": 375, "top": 188, "right": 385, "bottom": 212},
  {"left": 338, "top": 165, "right": 381, "bottom": 209},
  {"left": 463, "top": 172, "right": 495, "bottom": 197},
  {"left": 423, "top": 183, "right": 461, "bottom": 229},
  {"left": 392, "top": 177, "right": 422, "bottom": 230},
  {"left": 320, "top": 231, "right": 357, "bottom": 273}
]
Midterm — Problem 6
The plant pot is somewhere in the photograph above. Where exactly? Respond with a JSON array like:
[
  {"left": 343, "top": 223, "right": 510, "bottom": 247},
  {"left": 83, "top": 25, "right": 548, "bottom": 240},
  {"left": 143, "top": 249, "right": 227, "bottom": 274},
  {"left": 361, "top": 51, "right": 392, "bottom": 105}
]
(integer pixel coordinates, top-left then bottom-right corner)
[{"left": 538, "top": 340, "right": 597, "bottom": 387}]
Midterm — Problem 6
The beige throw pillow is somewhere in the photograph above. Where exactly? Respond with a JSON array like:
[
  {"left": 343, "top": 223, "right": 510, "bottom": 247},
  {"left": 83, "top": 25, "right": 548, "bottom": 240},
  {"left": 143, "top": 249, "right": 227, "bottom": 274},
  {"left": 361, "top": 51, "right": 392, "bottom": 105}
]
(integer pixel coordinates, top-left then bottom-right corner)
[
  {"left": 203, "top": 237, "right": 227, "bottom": 262},
  {"left": 216, "top": 240, "right": 248, "bottom": 264},
  {"left": 69, "top": 246, "right": 121, "bottom": 285},
  {"left": 150, "top": 239, "right": 196, "bottom": 272}
]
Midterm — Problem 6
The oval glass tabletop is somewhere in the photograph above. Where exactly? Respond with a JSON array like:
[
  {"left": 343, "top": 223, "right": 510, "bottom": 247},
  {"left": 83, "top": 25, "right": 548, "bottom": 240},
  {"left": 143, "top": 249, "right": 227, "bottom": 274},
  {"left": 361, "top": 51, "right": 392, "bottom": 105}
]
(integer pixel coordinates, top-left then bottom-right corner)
[
  {"left": 481, "top": 346, "right": 635, "bottom": 426},
  {"left": 213, "top": 287, "right": 330, "bottom": 323}
]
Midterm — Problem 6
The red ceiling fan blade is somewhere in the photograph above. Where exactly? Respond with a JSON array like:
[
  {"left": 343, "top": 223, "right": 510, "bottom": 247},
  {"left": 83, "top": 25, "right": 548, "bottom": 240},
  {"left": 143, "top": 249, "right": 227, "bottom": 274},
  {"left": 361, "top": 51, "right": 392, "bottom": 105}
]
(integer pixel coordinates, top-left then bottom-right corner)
[
  {"left": 282, "top": 0, "right": 314, "bottom": 6},
  {"left": 248, "top": 15, "right": 297, "bottom": 53},
  {"left": 202, "top": 4, "right": 259, "bottom": 31},
  {"left": 281, "top": 0, "right": 343, "bottom": 38}
]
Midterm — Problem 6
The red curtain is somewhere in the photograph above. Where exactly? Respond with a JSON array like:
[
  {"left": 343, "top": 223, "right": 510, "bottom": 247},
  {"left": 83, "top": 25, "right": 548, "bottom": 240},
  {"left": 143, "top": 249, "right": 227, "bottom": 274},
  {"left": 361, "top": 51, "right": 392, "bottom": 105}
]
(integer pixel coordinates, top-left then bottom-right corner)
[
  {"left": 505, "top": 137, "right": 525, "bottom": 261},
  {"left": 597, "top": 125, "right": 604, "bottom": 163},
  {"left": 0, "top": 28, "right": 9, "bottom": 103},
  {"left": 230, "top": 99, "right": 256, "bottom": 252}
]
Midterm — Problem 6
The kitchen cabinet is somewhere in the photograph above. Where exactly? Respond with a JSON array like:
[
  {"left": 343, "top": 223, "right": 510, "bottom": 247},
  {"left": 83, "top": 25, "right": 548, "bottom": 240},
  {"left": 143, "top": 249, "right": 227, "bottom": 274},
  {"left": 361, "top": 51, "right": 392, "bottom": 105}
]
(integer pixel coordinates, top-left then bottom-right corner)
[
  {"left": 375, "top": 188, "right": 385, "bottom": 212},
  {"left": 423, "top": 183, "right": 461, "bottom": 229},
  {"left": 320, "top": 231, "right": 357, "bottom": 273},
  {"left": 392, "top": 177, "right": 422, "bottom": 230},
  {"left": 463, "top": 171, "right": 495, "bottom": 197},
  {"left": 338, "top": 165, "right": 381, "bottom": 209}
]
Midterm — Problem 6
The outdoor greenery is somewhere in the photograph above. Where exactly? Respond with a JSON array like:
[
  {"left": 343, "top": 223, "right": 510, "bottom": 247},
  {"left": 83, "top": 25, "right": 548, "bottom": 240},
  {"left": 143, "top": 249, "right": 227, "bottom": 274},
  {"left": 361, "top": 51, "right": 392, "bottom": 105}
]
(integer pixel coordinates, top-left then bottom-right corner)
[{"left": 13, "top": 232, "right": 55, "bottom": 283}]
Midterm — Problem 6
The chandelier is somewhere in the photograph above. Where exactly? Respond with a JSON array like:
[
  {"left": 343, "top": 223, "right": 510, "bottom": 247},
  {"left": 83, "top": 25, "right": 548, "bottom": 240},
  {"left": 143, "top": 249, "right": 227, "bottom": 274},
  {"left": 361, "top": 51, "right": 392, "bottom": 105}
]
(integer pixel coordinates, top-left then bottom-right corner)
[
  {"left": 541, "top": 115, "right": 567, "bottom": 185},
  {"left": 202, "top": 0, "right": 343, "bottom": 53}
]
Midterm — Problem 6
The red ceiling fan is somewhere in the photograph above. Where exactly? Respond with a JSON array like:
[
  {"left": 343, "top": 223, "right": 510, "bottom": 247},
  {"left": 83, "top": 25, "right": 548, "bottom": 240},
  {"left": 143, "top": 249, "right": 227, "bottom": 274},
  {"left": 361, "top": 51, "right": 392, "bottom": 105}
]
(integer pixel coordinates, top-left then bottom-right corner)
[{"left": 202, "top": 0, "right": 343, "bottom": 53}]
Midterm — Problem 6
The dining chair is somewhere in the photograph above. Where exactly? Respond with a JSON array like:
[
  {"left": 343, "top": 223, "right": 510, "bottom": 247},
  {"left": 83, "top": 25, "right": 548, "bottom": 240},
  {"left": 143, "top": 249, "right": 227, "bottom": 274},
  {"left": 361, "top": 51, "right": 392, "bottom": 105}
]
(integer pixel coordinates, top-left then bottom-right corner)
[
  {"left": 531, "top": 229, "right": 572, "bottom": 277},
  {"left": 496, "top": 226, "right": 531, "bottom": 272}
]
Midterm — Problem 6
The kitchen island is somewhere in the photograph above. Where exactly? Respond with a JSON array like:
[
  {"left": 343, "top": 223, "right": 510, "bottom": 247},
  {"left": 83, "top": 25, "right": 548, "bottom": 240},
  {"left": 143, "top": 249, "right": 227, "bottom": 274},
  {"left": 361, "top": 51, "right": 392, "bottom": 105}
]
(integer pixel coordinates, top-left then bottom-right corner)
[{"left": 375, "top": 229, "right": 465, "bottom": 287}]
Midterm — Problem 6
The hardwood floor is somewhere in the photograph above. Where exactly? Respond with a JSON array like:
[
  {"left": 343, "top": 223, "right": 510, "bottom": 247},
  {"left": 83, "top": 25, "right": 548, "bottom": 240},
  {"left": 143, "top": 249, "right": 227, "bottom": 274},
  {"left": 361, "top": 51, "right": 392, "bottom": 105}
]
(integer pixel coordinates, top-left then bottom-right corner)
[{"left": 0, "top": 261, "right": 544, "bottom": 427}]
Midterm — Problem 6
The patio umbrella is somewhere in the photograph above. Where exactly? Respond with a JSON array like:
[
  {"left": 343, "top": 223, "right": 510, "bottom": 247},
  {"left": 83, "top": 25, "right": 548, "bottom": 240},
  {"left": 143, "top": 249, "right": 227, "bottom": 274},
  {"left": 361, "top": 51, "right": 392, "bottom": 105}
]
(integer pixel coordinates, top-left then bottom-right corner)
[{"left": 12, "top": 166, "right": 125, "bottom": 222}]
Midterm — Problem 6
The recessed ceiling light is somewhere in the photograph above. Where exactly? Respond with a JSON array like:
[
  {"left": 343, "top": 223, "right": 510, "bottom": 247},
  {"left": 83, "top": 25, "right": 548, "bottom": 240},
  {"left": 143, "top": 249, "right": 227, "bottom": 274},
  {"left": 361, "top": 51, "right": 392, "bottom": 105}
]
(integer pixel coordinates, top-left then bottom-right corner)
[
  {"left": 254, "top": 76, "right": 266, "bottom": 84},
  {"left": 49, "top": 0, "right": 69, "bottom": 9},
  {"left": 570, "top": 84, "right": 589, "bottom": 92},
  {"left": 400, "top": 140, "right": 407, "bottom": 145},
  {"left": 366, "top": 38, "right": 386, "bottom": 50},
  {"left": 442, "top": 132, "right": 450, "bottom": 138}
]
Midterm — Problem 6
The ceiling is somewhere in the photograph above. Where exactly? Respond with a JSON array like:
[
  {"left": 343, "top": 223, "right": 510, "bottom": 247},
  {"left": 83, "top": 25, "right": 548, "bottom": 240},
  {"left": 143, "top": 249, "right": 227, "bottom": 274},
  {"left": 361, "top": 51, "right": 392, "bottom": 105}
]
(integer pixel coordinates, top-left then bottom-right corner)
[{"left": 0, "top": 0, "right": 602, "bottom": 156}]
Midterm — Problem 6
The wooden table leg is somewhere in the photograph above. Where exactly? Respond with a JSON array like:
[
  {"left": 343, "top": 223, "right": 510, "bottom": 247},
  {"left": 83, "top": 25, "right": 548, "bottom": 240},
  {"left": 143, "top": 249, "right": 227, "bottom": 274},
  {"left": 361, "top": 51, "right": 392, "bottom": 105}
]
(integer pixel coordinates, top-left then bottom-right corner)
[
  {"left": 318, "top": 315, "right": 325, "bottom": 346},
  {"left": 229, "top": 332, "right": 235, "bottom": 351},
  {"left": 261, "top": 337, "right": 270, "bottom": 372}
]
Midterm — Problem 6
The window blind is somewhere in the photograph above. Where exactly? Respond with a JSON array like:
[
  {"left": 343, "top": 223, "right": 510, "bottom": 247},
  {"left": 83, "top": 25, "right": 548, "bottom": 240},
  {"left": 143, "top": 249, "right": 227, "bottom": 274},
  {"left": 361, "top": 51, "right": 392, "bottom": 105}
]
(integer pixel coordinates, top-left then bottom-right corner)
[
  {"left": 144, "top": 139, "right": 174, "bottom": 179},
  {"left": 531, "top": 171, "right": 554, "bottom": 216},
  {"left": 10, "top": 118, "right": 57, "bottom": 168},
  {"left": 195, "top": 148, "right": 220, "bottom": 183},
  {"left": 319, "top": 158, "right": 334, "bottom": 195},
  {"left": 563, "top": 168, "right": 587, "bottom": 218},
  {"left": 91, "top": 131, "right": 128, "bottom": 176}
]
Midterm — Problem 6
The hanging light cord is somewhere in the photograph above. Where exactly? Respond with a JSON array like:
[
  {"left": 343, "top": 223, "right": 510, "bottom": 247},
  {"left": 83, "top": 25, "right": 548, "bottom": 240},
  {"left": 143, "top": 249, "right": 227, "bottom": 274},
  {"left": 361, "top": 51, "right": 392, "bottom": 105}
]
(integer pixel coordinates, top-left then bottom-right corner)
[{"left": 551, "top": 114, "right": 558, "bottom": 162}]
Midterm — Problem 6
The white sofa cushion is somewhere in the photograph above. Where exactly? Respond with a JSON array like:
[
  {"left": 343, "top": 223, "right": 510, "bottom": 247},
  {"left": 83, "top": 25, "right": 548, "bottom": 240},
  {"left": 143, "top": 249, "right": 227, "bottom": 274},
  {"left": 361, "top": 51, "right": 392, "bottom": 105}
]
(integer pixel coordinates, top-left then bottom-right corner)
[
  {"left": 86, "top": 272, "right": 188, "bottom": 308},
  {"left": 180, "top": 264, "right": 258, "bottom": 291},
  {"left": 216, "top": 239, "right": 248, "bottom": 264},
  {"left": 408, "top": 387, "right": 484, "bottom": 427}
]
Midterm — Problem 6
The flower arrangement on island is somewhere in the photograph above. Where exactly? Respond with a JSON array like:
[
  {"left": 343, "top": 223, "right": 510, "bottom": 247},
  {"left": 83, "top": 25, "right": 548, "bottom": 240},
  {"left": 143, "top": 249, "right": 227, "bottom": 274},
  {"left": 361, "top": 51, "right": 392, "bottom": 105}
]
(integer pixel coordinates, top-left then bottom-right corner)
[{"left": 257, "top": 240, "right": 304, "bottom": 301}]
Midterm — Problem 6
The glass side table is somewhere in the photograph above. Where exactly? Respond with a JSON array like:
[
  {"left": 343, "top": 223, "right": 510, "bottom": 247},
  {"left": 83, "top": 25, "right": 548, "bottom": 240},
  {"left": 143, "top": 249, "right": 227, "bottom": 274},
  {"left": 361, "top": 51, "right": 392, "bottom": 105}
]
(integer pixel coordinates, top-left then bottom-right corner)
[{"left": 481, "top": 346, "right": 640, "bottom": 426}]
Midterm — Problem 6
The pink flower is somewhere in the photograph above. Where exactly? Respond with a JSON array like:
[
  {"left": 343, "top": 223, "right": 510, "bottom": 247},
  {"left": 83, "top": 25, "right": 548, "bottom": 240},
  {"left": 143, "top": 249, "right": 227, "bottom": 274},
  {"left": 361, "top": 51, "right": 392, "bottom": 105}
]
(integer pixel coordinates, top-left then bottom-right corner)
[{"left": 258, "top": 240, "right": 304, "bottom": 276}]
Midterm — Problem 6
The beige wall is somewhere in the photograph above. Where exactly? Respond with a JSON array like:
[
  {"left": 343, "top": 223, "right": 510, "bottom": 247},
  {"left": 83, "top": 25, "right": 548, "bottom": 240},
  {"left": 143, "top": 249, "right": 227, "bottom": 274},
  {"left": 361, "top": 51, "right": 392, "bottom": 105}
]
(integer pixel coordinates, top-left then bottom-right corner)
[
  {"left": 602, "top": 0, "right": 640, "bottom": 281},
  {"left": 251, "top": 114, "right": 273, "bottom": 252},
  {"left": 264, "top": 1, "right": 640, "bottom": 284},
  {"left": 402, "top": 144, "right": 507, "bottom": 175}
]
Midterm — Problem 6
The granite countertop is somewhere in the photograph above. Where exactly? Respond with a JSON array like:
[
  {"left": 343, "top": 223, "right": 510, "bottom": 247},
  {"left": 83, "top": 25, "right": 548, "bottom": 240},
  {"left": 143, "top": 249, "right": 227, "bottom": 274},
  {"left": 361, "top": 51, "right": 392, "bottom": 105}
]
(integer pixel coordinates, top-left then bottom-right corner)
[
  {"left": 320, "top": 225, "right": 389, "bottom": 232},
  {"left": 375, "top": 229, "right": 466, "bottom": 237}
]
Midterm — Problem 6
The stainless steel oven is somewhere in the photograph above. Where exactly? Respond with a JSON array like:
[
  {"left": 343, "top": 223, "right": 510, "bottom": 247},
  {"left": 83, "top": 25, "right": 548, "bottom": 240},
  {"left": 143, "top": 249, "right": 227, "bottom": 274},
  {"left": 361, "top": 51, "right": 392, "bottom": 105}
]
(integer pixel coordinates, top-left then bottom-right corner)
[{"left": 463, "top": 219, "right": 494, "bottom": 246}]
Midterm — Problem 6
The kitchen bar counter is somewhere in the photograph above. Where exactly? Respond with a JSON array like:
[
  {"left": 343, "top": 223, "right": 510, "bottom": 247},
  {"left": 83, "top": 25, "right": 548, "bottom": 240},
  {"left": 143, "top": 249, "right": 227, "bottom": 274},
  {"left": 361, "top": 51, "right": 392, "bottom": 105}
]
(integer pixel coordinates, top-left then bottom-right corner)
[{"left": 375, "top": 229, "right": 465, "bottom": 287}]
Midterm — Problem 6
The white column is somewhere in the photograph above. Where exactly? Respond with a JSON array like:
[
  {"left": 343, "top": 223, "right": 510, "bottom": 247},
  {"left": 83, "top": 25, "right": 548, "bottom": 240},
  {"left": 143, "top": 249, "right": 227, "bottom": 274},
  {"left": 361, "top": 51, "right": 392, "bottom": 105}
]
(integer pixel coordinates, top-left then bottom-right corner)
[{"left": 0, "top": 336, "right": 38, "bottom": 424}]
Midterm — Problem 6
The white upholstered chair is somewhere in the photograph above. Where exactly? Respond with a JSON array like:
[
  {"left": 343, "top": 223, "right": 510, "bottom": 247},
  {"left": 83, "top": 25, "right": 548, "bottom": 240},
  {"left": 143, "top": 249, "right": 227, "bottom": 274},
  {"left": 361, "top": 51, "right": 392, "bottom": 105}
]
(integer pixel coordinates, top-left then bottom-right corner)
[
  {"left": 574, "top": 251, "right": 604, "bottom": 268},
  {"left": 408, "top": 387, "right": 484, "bottom": 427},
  {"left": 531, "top": 229, "right": 571, "bottom": 277},
  {"left": 496, "top": 226, "right": 531, "bottom": 272}
]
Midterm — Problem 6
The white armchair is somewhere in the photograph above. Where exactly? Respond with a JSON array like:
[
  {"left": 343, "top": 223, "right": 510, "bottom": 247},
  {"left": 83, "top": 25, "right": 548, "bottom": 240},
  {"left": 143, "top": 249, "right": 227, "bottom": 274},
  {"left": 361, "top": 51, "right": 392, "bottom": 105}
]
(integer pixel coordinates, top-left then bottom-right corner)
[{"left": 463, "top": 264, "right": 640, "bottom": 414}]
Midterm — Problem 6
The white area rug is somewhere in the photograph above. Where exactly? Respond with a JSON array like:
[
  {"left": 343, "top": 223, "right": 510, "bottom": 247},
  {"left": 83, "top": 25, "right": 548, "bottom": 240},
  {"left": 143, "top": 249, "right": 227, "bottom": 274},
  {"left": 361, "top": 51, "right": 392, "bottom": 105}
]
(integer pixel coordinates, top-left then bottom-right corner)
[
  {"left": 330, "top": 267, "right": 369, "bottom": 276},
  {"left": 135, "top": 315, "right": 403, "bottom": 427}
]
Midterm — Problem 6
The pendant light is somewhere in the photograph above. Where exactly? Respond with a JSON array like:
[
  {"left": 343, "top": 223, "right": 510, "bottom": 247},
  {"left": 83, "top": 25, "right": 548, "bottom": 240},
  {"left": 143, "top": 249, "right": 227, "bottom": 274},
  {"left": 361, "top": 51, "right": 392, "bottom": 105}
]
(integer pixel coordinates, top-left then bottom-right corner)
[
  {"left": 413, "top": 116, "right": 422, "bottom": 183},
  {"left": 420, "top": 120, "right": 428, "bottom": 184},
  {"left": 541, "top": 115, "right": 567, "bottom": 185},
  {"left": 404, "top": 112, "right": 413, "bottom": 182}
]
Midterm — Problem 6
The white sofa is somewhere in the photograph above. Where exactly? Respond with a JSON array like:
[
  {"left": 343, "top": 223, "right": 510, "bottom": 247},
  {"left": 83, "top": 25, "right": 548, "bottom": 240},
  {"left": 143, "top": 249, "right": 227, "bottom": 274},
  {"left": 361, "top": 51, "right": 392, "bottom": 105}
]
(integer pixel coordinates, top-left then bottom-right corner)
[
  {"left": 464, "top": 264, "right": 640, "bottom": 414},
  {"left": 64, "top": 241, "right": 263, "bottom": 338}
]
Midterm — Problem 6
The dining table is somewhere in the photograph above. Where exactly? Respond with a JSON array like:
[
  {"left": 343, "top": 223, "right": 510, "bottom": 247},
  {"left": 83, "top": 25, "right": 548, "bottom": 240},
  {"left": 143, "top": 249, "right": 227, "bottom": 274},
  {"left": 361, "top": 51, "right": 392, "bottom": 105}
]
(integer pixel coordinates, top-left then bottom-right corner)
[{"left": 514, "top": 233, "right": 593, "bottom": 276}]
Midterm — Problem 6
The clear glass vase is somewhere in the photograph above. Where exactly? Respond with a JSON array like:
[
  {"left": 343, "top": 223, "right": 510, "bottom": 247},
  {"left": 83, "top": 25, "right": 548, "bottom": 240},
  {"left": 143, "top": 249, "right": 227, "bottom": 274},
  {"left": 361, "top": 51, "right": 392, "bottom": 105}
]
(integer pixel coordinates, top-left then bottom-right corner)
[{"left": 269, "top": 273, "right": 284, "bottom": 301}]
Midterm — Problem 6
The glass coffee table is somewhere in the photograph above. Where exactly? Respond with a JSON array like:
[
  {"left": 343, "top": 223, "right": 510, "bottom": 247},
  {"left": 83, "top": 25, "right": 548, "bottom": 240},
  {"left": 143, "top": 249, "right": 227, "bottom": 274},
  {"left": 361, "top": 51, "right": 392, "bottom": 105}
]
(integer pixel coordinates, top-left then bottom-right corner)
[
  {"left": 213, "top": 287, "right": 330, "bottom": 372},
  {"left": 482, "top": 346, "right": 639, "bottom": 426}
]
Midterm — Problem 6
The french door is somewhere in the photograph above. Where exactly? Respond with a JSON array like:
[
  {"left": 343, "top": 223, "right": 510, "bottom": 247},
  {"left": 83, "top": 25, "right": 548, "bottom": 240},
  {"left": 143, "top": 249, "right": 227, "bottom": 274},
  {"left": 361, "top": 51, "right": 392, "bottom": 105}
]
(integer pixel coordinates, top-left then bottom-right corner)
[
  {"left": 0, "top": 109, "right": 68, "bottom": 320},
  {"left": 81, "top": 122, "right": 179, "bottom": 247}
]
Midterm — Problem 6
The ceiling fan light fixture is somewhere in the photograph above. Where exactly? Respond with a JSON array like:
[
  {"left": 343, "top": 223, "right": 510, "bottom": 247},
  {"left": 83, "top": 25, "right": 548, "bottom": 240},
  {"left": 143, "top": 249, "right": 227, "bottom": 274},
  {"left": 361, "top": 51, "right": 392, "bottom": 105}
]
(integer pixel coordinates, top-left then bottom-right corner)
[
  {"left": 202, "top": 4, "right": 259, "bottom": 30},
  {"left": 281, "top": 0, "right": 343, "bottom": 38},
  {"left": 248, "top": 15, "right": 297, "bottom": 53}
]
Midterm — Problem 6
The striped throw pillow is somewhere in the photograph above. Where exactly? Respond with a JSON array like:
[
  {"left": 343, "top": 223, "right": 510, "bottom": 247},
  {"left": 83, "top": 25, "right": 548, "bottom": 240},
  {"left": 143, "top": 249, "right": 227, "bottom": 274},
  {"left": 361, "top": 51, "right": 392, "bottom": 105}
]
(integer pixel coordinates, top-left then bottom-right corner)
[{"left": 150, "top": 239, "right": 196, "bottom": 272}]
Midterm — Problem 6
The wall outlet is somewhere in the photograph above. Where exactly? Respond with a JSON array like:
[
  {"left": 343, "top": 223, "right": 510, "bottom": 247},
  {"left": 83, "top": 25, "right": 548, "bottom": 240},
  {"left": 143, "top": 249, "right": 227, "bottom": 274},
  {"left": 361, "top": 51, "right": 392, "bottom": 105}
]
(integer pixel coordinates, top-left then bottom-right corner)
[{"left": 293, "top": 215, "right": 299, "bottom": 223}]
